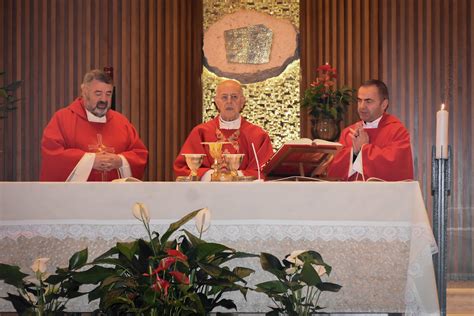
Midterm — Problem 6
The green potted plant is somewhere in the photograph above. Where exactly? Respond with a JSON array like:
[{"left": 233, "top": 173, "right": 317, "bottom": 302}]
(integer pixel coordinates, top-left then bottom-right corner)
[
  {"left": 0, "top": 252, "right": 86, "bottom": 315},
  {"left": 0, "top": 71, "right": 22, "bottom": 119},
  {"left": 255, "top": 250, "right": 341, "bottom": 316},
  {"left": 301, "top": 64, "right": 355, "bottom": 141}
]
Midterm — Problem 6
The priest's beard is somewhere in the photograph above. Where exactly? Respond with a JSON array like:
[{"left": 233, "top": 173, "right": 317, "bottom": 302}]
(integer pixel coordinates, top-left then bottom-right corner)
[{"left": 87, "top": 100, "right": 110, "bottom": 117}]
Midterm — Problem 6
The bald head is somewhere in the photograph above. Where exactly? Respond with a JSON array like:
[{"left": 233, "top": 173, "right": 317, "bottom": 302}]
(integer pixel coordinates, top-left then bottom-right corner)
[{"left": 214, "top": 80, "right": 246, "bottom": 121}]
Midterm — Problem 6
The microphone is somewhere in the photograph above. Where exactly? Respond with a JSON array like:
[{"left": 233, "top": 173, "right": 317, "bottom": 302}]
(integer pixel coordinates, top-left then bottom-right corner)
[{"left": 251, "top": 142, "right": 263, "bottom": 182}]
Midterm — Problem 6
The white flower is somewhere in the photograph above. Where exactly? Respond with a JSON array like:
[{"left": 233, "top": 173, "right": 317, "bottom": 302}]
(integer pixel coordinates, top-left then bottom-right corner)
[
  {"left": 132, "top": 202, "right": 150, "bottom": 224},
  {"left": 31, "top": 258, "right": 49, "bottom": 274},
  {"left": 20, "top": 290, "right": 37, "bottom": 304},
  {"left": 285, "top": 267, "right": 298, "bottom": 274},
  {"left": 285, "top": 250, "right": 307, "bottom": 267},
  {"left": 313, "top": 264, "right": 327, "bottom": 276},
  {"left": 195, "top": 208, "right": 211, "bottom": 234}
]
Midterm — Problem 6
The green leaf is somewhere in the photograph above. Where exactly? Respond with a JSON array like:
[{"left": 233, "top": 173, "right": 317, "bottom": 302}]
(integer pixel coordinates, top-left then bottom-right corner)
[
  {"left": 298, "top": 250, "right": 325, "bottom": 265},
  {"left": 160, "top": 208, "right": 202, "bottom": 244},
  {"left": 231, "top": 267, "right": 254, "bottom": 279},
  {"left": 259, "top": 253, "right": 285, "bottom": 279},
  {"left": 3, "top": 293, "right": 30, "bottom": 313},
  {"left": 215, "top": 298, "right": 237, "bottom": 310},
  {"left": 0, "top": 263, "right": 28, "bottom": 287},
  {"left": 198, "top": 262, "right": 246, "bottom": 284},
  {"left": 72, "top": 266, "right": 117, "bottom": 284},
  {"left": 68, "top": 248, "right": 88, "bottom": 270},
  {"left": 255, "top": 280, "right": 288, "bottom": 294},
  {"left": 317, "top": 282, "right": 342, "bottom": 292},
  {"left": 183, "top": 229, "right": 205, "bottom": 246},
  {"left": 195, "top": 242, "right": 234, "bottom": 261},
  {"left": 300, "top": 261, "right": 322, "bottom": 286},
  {"left": 116, "top": 241, "right": 138, "bottom": 261}
]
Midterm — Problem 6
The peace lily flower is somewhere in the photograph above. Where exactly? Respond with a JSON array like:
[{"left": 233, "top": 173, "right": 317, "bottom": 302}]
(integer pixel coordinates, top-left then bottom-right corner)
[
  {"left": 31, "top": 257, "right": 49, "bottom": 274},
  {"left": 285, "top": 249, "right": 306, "bottom": 266},
  {"left": 194, "top": 207, "right": 211, "bottom": 237},
  {"left": 132, "top": 202, "right": 150, "bottom": 224}
]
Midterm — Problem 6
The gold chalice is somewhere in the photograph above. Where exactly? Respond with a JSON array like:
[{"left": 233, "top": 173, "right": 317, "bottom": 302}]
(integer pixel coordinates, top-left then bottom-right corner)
[
  {"left": 222, "top": 154, "right": 245, "bottom": 180},
  {"left": 182, "top": 153, "right": 206, "bottom": 181},
  {"left": 202, "top": 142, "right": 230, "bottom": 181}
]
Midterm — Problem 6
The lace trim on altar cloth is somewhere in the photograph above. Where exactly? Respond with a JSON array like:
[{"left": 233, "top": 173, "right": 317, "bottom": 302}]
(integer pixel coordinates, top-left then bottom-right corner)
[{"left": 0, "top": 221, "right": 435, "bottom": 247}]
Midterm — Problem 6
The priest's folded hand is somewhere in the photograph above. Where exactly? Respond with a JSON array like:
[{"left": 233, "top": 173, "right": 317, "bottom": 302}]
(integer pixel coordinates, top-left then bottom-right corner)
[{"left": 93, "top": 152, "right": 123, "bottom": 171}]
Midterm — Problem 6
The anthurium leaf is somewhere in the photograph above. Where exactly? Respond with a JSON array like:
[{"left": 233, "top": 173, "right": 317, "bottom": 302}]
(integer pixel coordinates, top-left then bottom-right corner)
[
  {"left": 300, "top": 261, "right": 322, "bottom": 286},
  {"left": 0, "top": 264, "right": 28, "bottom": 287},
  {"left": 4, "top": 293, "right": 30, "bottom": 313},
  {"left": 198, "top": 262, "right": 246, "bottom": 284},
  {"left": 195, "top": 242, "right": 234, "bottom": 260},
  {"left": 93, "top": 246, "right": 119, "bottom": 262},
  {"left": 317, "top": 281, "right": 342, "bottom": 292},
  {"left": 298, "top": 250, "right": 324, "bottom": 265},
  {"left": 231, "top": 267, "right": 254, "bottom": 279},
  {"left": 259, "top": 252, "right": 285, "bottom": 278},
  {"left": 265, "top": 310, "right": 280, "bottom": 316},
  {"left": 160, "top": 208, "right": 202, "bottom": 244},
  {"left": 183, "top": 229, "right": 205, "bottom": 246},
  {"left": 116, "top": 241, "right": 138, "bottom": 261},
  {"left": 72, "top": 266, "right": 116, "bottom": 284},
  {"left": 255, "top": 280, "right": 288, "bottom": 294},
  {"left": 44, "top": 273, "right": 68, "bottom": 284},
  {"left": 215, "top": 298, "right": 237, "bottom": 310},
  {"left": 68, "top": 248, "right": 88, "bottom": 270}
]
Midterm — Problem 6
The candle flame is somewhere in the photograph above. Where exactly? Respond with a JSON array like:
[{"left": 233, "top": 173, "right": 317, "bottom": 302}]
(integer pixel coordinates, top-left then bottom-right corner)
[
  {"left": 441, "top": 103, "right": 445, "bottom": 110},
  {"left": 325, "top": 62, "right": 329, "bottom": 65}
]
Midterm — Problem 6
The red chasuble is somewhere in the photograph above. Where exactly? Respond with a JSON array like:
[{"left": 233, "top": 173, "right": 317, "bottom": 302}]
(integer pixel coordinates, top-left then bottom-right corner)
[
  {"left": 174, "top": 116, "right": 274, "bottom": 179},
  {"left": 40, "top": 98, "right": 148, "bottom": 181},
  {"left": 327, "top": 113, "right": 414, "bottom": 181}
]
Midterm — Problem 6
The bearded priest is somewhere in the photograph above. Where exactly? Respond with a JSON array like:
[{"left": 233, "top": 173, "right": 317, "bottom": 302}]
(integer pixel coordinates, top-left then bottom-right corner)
[
  {"left": 40, "top": 69, "right": 148, "bottom": 182},
  {"left": 174, "top": 80, "right": 274, "bottom": 181}
]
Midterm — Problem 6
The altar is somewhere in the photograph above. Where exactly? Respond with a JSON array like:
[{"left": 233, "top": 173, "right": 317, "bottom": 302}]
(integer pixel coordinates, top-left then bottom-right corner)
[{"left": 0, "top": 181, "right": 439, "bottom": 314}]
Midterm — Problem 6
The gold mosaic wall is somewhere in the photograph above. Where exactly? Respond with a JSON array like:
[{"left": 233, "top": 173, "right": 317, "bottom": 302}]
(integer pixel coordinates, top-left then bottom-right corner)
[{"left": 202, "top": 0, "right": 300, "bottom": 150}]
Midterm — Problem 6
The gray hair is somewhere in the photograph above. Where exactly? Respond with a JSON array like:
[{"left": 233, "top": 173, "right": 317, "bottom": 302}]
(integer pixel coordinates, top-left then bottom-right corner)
[{"left": 82, "top": 69, "right": 113, "bottom": 85}]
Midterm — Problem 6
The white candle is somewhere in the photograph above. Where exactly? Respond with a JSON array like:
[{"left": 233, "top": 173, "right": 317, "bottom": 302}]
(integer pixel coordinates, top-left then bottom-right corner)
[{"left": 435, "top": 103, "right": 449, "bottom": 159}]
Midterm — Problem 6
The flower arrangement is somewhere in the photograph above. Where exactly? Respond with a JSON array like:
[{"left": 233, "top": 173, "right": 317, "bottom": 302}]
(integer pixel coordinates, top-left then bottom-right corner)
[
  {"left": 255, "top": 250, "right": 341, "bottom": 316},
  {"left": 0, "top": 204, "right": 342, "bottom": 315},
  {"left": 71, "top": 203, "right": 256, "bottom": 315},
  {"left": 0, "top": 251, "right": 86, "bottom": 314},
  {"left": 301, "top": 63, "right": 355, "bottom": 121}
]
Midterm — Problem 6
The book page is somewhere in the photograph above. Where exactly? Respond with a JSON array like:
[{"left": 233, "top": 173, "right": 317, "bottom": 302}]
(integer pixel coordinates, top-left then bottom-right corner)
[
  {"left": 284, "top": 138, "right": 312, "bottom": 145},
  {"left": 312, "top": 139, "right": 342, "bottom": 147}
]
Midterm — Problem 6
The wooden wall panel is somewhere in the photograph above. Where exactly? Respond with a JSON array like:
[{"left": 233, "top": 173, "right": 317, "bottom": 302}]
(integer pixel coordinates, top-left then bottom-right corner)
[
  {"left": 301, "top": 0, "right": 473, "bottom": 279},
  {"left": 300, "top": 0, "right": 379, "bottom": 136},
  {"left": 0, "top": 0, "right": 203, "bottom": 182}
]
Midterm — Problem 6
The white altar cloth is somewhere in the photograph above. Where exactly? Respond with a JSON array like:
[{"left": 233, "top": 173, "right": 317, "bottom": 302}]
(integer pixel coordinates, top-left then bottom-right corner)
[{"left": 0, "top": 181, "right": 439, "bottom": 314}]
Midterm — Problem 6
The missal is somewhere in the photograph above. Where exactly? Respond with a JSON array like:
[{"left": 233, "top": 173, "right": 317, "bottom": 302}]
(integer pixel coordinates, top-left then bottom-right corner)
[{"left": 261, "top": 138, "right": 342, "bottom": 179}]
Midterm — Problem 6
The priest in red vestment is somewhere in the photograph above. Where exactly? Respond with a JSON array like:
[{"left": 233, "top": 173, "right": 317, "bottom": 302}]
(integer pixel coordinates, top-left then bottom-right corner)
[
  {"left": 40, "top": 69, "right": 148, "bottom": 181},
  {"left": 174, "top": 80, "right": 274, "bottom": 180},
  {"left": 327, "top": 79, "right": 414, "bottom": 181}
]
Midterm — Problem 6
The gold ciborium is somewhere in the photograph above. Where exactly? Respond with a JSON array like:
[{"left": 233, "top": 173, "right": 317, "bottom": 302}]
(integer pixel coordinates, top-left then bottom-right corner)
[
  {"left": 202, "top": 142, "right": 229, "bottom": 181},
  {"left": 222, "top": 154, "right": 245, "bottom": 180},
  {"left": 182, "top": 153, "right": 205, "bottom": 181}
]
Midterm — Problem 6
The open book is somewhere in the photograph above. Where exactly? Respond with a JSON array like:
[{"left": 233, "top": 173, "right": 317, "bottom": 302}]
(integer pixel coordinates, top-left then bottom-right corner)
[{"left": 261, "top": 138, "right": 342, "bottom": 179}]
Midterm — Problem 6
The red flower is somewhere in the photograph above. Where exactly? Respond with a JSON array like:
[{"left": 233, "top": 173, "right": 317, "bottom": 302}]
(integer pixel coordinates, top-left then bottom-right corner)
[
  {"left": 151, "top": 276, "right": 170, "bottom": 296},
  {"left": 317, "top": 64, "right": 332, "bottom": 72},
  {"left": 166, "top": 249, "right": 188, "bottom": 262},
  {"left": 169, "top": 270, "right": 190, "bottom": 285},
  {"left": 156, "top": 256, "right": 177, "bottom": 272}
]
